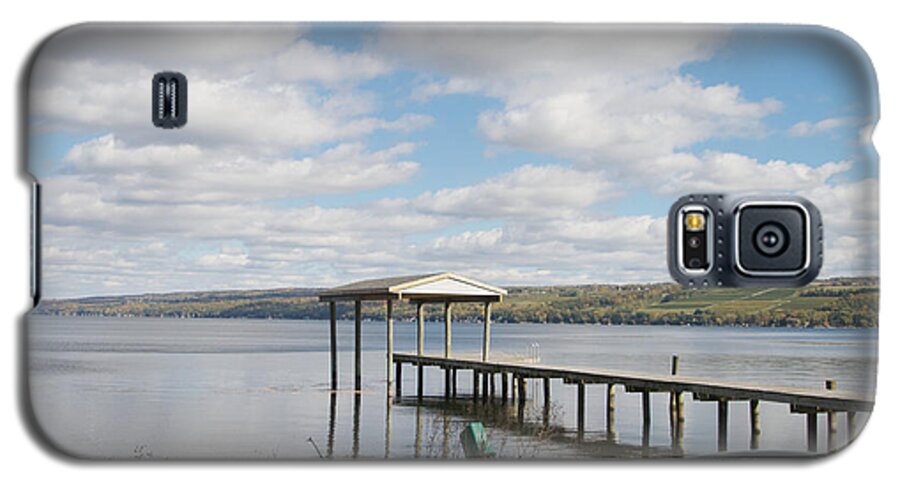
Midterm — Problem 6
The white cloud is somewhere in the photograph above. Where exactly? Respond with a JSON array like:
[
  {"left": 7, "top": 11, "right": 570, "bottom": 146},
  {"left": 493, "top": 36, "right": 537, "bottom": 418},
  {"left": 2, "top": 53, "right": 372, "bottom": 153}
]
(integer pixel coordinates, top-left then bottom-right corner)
[
  {"left": 413, "top": 164, "right": 618, "bottom": 219},
  {"left": 59, "top": 135, "right": 421, "bottom": 202},
  {"left": 788, "top": 117, "right": 855, "bottom": 137}
]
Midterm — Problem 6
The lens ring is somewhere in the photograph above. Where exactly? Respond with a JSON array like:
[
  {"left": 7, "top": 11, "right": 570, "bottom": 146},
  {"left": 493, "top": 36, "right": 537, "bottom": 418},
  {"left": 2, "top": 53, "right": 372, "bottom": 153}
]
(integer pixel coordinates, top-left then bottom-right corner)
[
  {"left": 687, "top": 236, "right": 702, "bottom": 249},
  {"left": 753, "top": 223, "right": 788, "bottom": 257}
]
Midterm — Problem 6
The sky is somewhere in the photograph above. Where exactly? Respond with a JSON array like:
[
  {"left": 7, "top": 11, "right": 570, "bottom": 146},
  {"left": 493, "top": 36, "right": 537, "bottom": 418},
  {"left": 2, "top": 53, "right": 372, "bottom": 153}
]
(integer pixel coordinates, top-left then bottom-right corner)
[{"left": 27, "top": 24, "right": 879, "bottom": 298}]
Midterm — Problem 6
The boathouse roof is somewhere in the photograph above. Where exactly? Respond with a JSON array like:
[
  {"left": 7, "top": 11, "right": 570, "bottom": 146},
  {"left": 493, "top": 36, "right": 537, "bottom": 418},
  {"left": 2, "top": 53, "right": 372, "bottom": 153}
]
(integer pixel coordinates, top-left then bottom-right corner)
[{"left": 317, "top": 272, "right": 507, "bottom": 302}]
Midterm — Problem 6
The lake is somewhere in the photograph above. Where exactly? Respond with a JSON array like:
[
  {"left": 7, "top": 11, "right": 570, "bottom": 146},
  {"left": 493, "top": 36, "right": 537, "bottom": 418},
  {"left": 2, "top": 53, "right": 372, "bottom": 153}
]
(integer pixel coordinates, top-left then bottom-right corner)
[{"left": 26, "top": 315, "right": 877, "bottom": 459}]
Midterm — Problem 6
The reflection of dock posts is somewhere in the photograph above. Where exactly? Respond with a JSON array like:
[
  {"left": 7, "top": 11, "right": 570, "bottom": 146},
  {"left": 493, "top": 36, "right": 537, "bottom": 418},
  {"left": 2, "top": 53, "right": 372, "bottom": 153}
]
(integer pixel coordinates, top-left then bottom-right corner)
[
  {"left": 414, "top": 404, "right": 422, "bottom": 458},
  {"left": 717, "top": 399, "right": 729, "bottom": 452},
  {"left": 826, "top": 380, "right": 838, "bottom": 451},
  {"left": 354, "top": 300, "right": 362, "bottom": 391},
  {"left": 352, "top": 393, "right": 361, "bottom": 458},
  {"left": 807, "top": 412, "right": 818, "bottom": 453},
  {"left": 749, "top": 399, "right": 761, "bottom": 450},
  {"left": 384, "top": 392, "right": 392, "bottom": 458},
  {"left": 386, "top": 300, "right": 394, "bottom": 396},
  {"left": 576, "top": 382, "right": 586, "bottom": 440},
  {"left": 329, "top": 302, "right": 337, "bottom": 390},
  {"left": 327, "top": 393, "right": 337, "bottom": 459},
  {"left": 416, "top": 302, "right": 424, "bottom": 401},
  {"left": 501, "top": 373, "right": 509, "bottom": 403},
  {"left": 606, "top": 383, "right": 617, "bottom": 439},
  {"left": 442, "top": 413, "right": 450, "bottom": 459}
]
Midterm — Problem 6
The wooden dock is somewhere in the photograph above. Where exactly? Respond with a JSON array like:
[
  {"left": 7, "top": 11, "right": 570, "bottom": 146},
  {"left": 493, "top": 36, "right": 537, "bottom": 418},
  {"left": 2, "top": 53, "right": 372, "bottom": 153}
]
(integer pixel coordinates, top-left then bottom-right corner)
[
  {"left": 393, "top": 352, "right": 874, "bottom": 453},
  {"left": 319, "top": 273, "right": 873, "bottom": 455}
]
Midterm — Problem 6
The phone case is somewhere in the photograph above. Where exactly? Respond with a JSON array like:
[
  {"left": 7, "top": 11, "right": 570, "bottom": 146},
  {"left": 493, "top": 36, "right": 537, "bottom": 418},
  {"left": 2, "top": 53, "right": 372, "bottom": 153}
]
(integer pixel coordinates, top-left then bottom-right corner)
[{"left": 25, "top": 23, "right": 878, "bottom": 460}]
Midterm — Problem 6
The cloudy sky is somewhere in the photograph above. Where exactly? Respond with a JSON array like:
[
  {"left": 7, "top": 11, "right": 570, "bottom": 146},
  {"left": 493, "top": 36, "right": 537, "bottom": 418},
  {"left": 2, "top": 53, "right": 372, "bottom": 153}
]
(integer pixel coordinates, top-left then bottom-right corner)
[{"left": 28, "top": 24, "right": 878, "bottom": 298}]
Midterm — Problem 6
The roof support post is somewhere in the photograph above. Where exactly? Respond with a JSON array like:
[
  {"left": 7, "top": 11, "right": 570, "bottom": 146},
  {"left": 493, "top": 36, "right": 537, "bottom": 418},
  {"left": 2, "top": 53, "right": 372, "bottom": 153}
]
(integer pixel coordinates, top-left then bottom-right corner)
[
  {"left": 329, "top": 301, "right": 337, "bottom": 390},
  {"left": 444, "top": 301, "right": 452, "bottom": 358},
  {"left": 354, "top": 299, "right": 362, "bottom": 391},
  {"left": 386, "top": 299, "right": 394, "bottom": 396},
  {"left": 482, "top": 302, "right": 492, "bottom": 362}
]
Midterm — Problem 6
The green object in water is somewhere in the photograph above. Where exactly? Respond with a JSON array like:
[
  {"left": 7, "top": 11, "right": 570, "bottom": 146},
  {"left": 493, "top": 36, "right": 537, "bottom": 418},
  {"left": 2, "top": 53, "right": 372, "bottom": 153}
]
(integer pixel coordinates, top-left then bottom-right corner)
[{"left": 460, "top": 422, "right": 496, "bottom": 459}]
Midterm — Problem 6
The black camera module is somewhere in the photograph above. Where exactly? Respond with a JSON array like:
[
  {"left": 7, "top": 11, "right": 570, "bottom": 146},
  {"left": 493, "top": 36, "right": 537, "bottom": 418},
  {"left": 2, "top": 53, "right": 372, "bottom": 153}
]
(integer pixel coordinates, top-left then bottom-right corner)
[
  {"left": 753, "top": 222, "right": 788, "bottom": 256},
  {"left": 668, "top": 195, "right": 822, "bottom": 287},
  {"left": 737, "top": 204, "right": 808, "bottom": 275}
]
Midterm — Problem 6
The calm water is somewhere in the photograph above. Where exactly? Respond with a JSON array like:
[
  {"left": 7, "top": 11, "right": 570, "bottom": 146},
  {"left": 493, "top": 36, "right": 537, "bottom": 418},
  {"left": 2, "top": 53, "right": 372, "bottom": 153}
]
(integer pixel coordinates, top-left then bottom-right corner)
[{"left": 27, "top": 315, "right": 877, "bottom": 459}]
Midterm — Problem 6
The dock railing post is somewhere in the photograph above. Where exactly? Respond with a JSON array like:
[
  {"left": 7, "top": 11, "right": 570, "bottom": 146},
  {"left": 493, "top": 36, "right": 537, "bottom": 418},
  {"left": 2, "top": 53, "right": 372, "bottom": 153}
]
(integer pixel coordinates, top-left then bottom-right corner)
[{"left": 444, "top": 301, "right": 452, "bottom": 358}]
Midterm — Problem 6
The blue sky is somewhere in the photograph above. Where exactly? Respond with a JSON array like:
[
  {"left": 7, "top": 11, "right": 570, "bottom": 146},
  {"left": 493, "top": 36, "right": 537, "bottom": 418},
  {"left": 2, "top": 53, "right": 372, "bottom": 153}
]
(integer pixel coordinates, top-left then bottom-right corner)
[{"left": 28, "top": 24, "right": 879, "bottom": 297}]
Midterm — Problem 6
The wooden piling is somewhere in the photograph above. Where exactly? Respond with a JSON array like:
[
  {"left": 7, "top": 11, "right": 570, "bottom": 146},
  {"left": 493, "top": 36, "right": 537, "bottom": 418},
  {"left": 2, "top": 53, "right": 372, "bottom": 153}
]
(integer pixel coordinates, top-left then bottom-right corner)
[
  {"left": 543, "top": 377, "right": 551, "bottom": 410},
  {"left": 501, "top": 372, "right": 509, "bottom": 402},
  {"left": 386, "top": 299, "right": 394, "bottom": 395},
  {"left": 489, "top": 373, "right": 495, "bottom": 398},
  {"left": 670, "top": 355, "right": 680, "bottom": 421},
  {"left": 577, "top": 382, "right": 586, "bottom": 439},
  {"left": 482, "top": 372, "right": 490, "bottom": 400},
  {"left": 826, "top": 380, "right": 837, "bottom": 451},
  {"left": 444, "top": 368, "right": 451, "bottom": 399},
  {"left": 517, "top": 374, "right": 526, "bottom": 404},
  {"left": 473, "top": 370, "right": 480, "bottom": 400},
  {"left": 451, "top": 368, "right": 457, "bottom": 398},
  {"left": 807, "top": 412, "right": 818, "bottom": 453},
  {"left": 354, "top": 300, "right": 362, "bottom": 391},
  {"left": 329, "top": 301, "right": 337, "bottom": 390},
  {"left": 606, "top": 383, "right": 616, "bottom": 434},
  {"left": 395, "top": 361, "right": 402, "bottom": 398},
  {"left": 642, "top": 390, "right": 651, "bottom": 428},
  {"left": 750, "top": 399, "right": 760, "bottom": 450},
  {"left": 717, "top": 399, "right": 728, "bottom": 452},
  {"left": 847, "top": 411, "right": 857, "bottom": 439},
  {"left": 416, "top": 364, "right": 423, "bottom": 400}
]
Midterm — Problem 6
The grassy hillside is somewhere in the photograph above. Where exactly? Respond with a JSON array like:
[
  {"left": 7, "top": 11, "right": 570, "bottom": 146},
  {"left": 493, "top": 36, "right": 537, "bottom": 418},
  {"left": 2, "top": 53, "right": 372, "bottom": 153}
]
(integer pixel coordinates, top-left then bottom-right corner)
[{"left": 34, "top": 278, "right": 878, "bottom": 328}]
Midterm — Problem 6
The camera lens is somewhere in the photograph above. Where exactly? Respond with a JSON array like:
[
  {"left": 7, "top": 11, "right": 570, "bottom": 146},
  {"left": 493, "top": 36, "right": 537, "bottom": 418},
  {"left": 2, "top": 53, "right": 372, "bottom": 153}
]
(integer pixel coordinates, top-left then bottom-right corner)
[
  {"left": 753, "top": 223, "right": 788, "bottom": 256},
  {"left": 687, "top": 236, "right": 702, "bottom": 249},
  {"left": 687, "top": 257, "right": 702, "bottom": 268}
]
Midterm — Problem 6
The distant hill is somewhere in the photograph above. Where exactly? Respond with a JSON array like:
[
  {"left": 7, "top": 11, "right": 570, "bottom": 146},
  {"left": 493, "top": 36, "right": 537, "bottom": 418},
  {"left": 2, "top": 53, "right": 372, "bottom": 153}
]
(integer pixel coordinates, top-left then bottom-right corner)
[{"left": 33, "top": 277, "right": 878, "bottom": 328}]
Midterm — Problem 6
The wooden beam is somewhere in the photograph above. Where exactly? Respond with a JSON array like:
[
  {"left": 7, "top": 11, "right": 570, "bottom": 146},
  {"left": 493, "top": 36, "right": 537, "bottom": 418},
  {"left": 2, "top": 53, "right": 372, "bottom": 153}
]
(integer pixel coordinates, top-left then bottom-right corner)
[
  {"left": 416, "top": 301, "right": 424, "bottom": 401},
  {"left": 329, "top": 301, "right": 337, "bottom": 390},
  {"left": 354, "top": 299, "right": 362, "bottom": 391}
]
